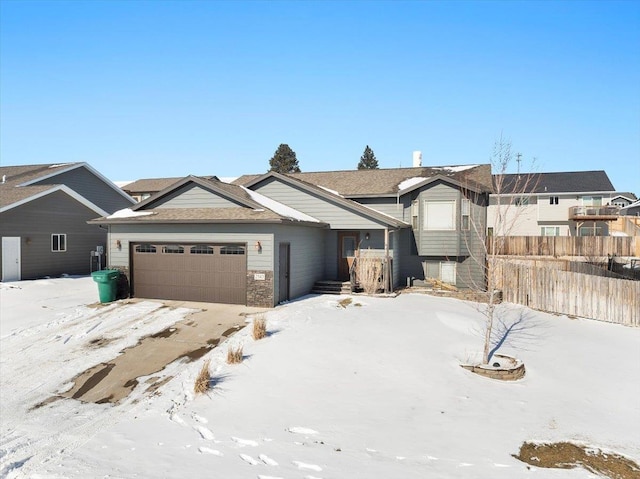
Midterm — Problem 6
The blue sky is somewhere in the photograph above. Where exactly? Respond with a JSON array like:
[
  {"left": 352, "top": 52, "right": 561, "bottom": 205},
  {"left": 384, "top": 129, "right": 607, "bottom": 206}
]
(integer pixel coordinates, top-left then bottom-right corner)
[{"left": 1, "top": 0, "right": 639, "bottom": 194}]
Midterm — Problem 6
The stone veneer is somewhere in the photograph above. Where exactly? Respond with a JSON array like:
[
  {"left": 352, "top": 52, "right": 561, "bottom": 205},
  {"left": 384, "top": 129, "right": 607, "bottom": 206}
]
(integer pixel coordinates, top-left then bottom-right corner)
[
  {"left": 246, "top": 270, "right": 274, "bottom": 308},
  {"left": 460, "top": 354, "right": 526, "bottom": 381}
]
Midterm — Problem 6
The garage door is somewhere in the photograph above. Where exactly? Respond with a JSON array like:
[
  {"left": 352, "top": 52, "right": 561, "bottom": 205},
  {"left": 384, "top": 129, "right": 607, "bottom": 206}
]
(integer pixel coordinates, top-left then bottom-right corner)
[{"left": 132, "top": 243, "right": 247, "bottom": 304}]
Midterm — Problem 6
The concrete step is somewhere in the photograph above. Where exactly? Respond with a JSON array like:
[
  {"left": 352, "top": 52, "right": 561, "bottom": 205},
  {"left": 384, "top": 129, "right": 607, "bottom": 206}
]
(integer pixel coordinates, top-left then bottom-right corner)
[{"left": 311, "top": 280, "right": 352, "bottom": 295}]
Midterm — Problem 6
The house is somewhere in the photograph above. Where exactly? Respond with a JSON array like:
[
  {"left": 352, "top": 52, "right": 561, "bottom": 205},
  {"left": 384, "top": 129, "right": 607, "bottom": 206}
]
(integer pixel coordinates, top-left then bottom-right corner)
[
  {"left": 95, "top": 162, "right": 492, "bottom": 307},
  {"left": 487, "top": 170, "right": 624, "bottom": 236},
  {"left": 0, "top": 163, "right": 136, "bottom": 281},
  {"left": 122, "top": 176, "right": 218, "bottom": 201},
  {"left": 610, "top": 193, "right": 637, "bottom": 208},
  {"left": 621, "top": 200, "right": 640, "bottom": 217}
]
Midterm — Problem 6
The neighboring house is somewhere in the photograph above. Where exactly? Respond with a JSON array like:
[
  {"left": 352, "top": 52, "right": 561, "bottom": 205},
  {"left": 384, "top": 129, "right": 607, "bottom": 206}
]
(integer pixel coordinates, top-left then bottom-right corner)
[
  {"left": 610, "top": 193, "right": 637, "bottom": 208},
  {"left": 122, "top": 176, "right": 217, "bottom": 201},
  {"left": 487, "top": 170, "right": 623, "bottom": 237},
  {"left": 93, "top": 164, "right": 492, "bottom": 307},
  {"left": 0, "top": 163, "right": 136, "bottom": 281},
  {"left": 621, "top": 200, "right": 640, "bottom": 217}
]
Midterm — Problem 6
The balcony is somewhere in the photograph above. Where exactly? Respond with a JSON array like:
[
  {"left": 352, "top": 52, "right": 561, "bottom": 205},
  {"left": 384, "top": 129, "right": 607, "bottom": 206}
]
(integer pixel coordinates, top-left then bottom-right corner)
[{"left": 569, "top": 205, "right": 620, "bottom": 220}]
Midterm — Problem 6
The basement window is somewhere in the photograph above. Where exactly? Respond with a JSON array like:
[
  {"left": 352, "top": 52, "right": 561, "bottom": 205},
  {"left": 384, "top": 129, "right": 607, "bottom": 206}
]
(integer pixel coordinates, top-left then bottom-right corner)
[{"left": 51, "top": 234, "right": 67, "bottom": 252}]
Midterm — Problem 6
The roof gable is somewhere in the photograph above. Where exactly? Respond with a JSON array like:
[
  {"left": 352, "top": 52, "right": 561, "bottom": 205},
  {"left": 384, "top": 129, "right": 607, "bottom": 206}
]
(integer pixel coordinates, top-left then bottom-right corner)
[
  {"left": 96, "top": 175, "right": 324, "bottom": 225},
  {"left": 0, "top": 162, "right": 134, "bottom": 211},
  {"left": 245, "top": 171, "right": 409, "bottom": 228},
  {"left": 134, "top": 176, "right": 264, "bottom": 211}
]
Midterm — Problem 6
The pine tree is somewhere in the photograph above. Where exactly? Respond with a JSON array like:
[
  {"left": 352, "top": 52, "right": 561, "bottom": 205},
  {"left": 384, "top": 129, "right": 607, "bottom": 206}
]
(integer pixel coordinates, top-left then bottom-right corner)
[
  {"left": 357, "top": 145, "right": 379, "bottom": 170},
  {"left": 269, "top": 144, "right": 301, "bottom": 173}
]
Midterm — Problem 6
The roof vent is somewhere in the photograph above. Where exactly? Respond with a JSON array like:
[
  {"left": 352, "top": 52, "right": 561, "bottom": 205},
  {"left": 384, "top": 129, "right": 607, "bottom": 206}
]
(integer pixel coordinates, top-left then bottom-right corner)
[
  {"left": 412, "top": 151, "right": 422, "bottom": 168},
  {"left": 1, "top": 175, "right": 5, "bottom": 184}
]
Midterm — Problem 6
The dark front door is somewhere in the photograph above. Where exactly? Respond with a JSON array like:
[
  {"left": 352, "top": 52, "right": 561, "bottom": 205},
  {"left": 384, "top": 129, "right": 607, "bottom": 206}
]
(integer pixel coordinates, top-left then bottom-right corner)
[
  {"left": 337, "top": 231, "right": 359, "bottom": 281},
  {"left": 278, "top": 243, "right": 290, "bottom": 303}
]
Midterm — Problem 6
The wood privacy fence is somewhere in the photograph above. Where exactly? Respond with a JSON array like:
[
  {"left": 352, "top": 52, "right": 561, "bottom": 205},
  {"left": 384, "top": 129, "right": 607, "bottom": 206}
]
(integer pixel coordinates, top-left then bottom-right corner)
[
  {"left": 490, "top": 260, "right": 640, "bottom": 326},
  {"left": 488, "top": 236, "right": 640, "bottom": 257}
]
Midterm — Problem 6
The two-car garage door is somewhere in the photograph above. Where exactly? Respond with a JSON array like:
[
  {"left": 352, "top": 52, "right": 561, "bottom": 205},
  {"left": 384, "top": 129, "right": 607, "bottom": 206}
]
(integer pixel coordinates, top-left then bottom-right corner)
[{"left": 132, "top": 243, "right": 247, "bottom": 304}]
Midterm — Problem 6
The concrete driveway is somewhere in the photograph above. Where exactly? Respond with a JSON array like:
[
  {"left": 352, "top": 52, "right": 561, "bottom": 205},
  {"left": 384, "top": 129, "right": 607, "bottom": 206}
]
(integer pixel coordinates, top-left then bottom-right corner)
[{"left": 61, "top": 299, "right": 266, "bottom": 404}]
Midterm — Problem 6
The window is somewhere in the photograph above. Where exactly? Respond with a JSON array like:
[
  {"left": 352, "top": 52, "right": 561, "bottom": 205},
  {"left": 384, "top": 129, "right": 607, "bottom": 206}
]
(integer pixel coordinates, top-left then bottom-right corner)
[
  {"left": 515, "top": 197, "right": 530, "bottom": 206},
  {"left": 423, "top": 201, "right": 456, "bottom": 230},
  {"left": 51, "top": 234, "right": 66, "bottom": 252},
  {"left": 135, "top": 244, "right": 156, "bottom": 253},
  {"left": 461, "top": 199, "right": 470, "bottom": 230},
  {"left": 190, "top": 245, "right": 214, "bottom": 255},
  {"left": 411, "top": 200, "right": 419, "bottom": 229},
  {"left": 549, "top": 196, "right": 559, "bottom": 205},
  {"left": 162, "top": 245, "right": 184, "bottom": 254},
  {"left": 220, "top": 245, "right": 245, "bottom": 255},
  {"left": 579, "top": 226, "right": 603, "bottom": 236},
  {"left": 440, "top": 262, "right": 457, "bottom": 285},
  {"left": 541, "top": 226, "right": 560, "bottom": 236},
  {"left": 581, "top": 196, "right": 602, "bottom": 206}
]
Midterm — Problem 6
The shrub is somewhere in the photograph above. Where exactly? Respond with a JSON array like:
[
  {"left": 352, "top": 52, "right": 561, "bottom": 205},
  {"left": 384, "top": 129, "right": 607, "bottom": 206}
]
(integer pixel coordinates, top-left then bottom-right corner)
[
  {"left": 357, "top": 256, "right": 383, "bottom": 294},
  {"left": 194, "top": 359, "right": 211, "bottom": 394},
  {"left": 227, "top": 345, "right": 244, "bottom": 364},
  {"left": 252, "top": 316, "right": 267, "bottom": 340}
]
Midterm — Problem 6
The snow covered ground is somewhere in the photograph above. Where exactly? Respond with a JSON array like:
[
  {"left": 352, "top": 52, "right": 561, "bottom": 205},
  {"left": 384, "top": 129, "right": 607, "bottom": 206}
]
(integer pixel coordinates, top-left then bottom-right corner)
[{"left": 1, "top": 277, "right": 639, "bottom": 478}]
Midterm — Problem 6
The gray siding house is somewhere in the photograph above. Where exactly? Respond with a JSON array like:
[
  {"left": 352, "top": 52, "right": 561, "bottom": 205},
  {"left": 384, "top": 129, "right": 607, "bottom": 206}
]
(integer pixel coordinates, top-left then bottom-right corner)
[
  {"left": 0, "top": 163, "right": 136, "bottom": 281},
  {"left": 237, "top": 166, "right": 491, "bottom": 292},
  {"left": 101, "top": 164, "right": 491, "bottom": 307}
]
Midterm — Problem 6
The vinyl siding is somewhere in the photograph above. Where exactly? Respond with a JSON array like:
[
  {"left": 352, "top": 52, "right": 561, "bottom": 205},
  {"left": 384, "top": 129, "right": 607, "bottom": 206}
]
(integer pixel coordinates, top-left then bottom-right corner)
[
  {"left": 252, "top": 177, "right": 389, "bottom": 229},
  {"left": 273, "top": 224, "right": 326, "bottom": 301},
  {"left": 0, "top": 190, "right": 107, "bottom": 279},
  {"left": 32, "top": 166, "right": 134, "bottom": 213},
  {"left": 417, "top": 182, "right": 461, "bottom": 256},
  {"left": 354, "top": 197, "right": 409, "bottom": 222},
  {"left": 107, "top": 223, "right": 274, "bottom": 271},
  {"left": 151, "top": 184, "right": 243, "bottom": 209}
]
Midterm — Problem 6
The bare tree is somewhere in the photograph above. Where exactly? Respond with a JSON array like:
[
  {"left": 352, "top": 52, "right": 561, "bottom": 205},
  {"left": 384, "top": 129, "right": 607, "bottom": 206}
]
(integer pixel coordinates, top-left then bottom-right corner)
[{"left": 465, "top": 134, "right": 539, "bottom": 365}]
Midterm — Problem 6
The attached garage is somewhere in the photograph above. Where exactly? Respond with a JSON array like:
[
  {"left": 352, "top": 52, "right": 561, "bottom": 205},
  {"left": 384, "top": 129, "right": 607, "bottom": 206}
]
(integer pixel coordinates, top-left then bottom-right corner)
[
  {"left": 131, "top": 242, "right": 247, "bottom": 304},
  {"left": 91, "top": 176, "right": 328, "bottom": 307}
]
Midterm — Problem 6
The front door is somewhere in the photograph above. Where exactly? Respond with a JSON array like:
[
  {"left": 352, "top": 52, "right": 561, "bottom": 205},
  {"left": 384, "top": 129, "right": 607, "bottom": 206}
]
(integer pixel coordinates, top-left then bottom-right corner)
[
  {"left": 278, "top": 243, "right": 290, "bottom": 303},
  {"left": 338, "top": 231, "right": 359, "bottom": 281},
  {"left": 2, "top": 237, "right": 21, "bottom": 282}
]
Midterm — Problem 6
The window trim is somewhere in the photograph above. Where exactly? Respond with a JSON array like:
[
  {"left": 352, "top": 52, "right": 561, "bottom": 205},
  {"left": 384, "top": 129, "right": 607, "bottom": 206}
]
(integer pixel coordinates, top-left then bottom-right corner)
[
  {"left": 461, "top": 199, "right": 470, "bottom": 230},
  {"left": 51, "top": 233, "right": 67, "bottom": 252},
  {"left": 423, "top": 200, "right": 456, "bottom": 231},
  {"left": 541, "top": 226, "right": 561, "bottom": 236}
]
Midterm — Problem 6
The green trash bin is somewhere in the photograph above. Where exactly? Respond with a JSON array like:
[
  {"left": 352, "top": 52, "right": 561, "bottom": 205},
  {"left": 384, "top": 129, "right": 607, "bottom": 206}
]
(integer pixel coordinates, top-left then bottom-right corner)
[{"left": 91, "top": 269, "right": 120, "bottom": 303}]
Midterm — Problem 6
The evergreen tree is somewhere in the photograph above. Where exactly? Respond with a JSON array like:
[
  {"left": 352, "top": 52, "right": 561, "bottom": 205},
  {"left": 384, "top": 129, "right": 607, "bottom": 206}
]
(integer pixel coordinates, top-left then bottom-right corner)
[
  {"left": 269, "top": 144, "right": 301, "bottom": 173},
  {"left": 357, "top": 145, "right": 379, "bottom": 170}
]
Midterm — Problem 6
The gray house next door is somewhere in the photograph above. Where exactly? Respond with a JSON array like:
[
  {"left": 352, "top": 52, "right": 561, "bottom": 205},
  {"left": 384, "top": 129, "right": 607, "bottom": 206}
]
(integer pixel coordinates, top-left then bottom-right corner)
[{"left": 278, "top": 243, "right": 290, "bottom": 303}]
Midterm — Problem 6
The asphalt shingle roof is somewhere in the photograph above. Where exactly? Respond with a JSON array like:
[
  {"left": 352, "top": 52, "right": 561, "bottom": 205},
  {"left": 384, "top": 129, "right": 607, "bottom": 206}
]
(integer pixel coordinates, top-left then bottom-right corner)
[
  {"left": 497, "top": 170, "right": 616, "bottom": 194},
  {"left": 90, "top": 207, "right": 286, "bottom": 223},
  {"left": 0, "top": 163, "right": 83, "bottom": 209},
  {"left": 234, "top": 164, "right": 493, "bottom": 196},
  {"left": 123, "top": 176, "right": 217, "bottom": 194}
]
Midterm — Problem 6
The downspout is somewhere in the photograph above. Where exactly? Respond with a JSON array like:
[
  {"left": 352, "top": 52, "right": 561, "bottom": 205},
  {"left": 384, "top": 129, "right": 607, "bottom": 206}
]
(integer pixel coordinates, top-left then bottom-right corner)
[{"left": 384, "top": 227, "right": 390, "bottom": 294}]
